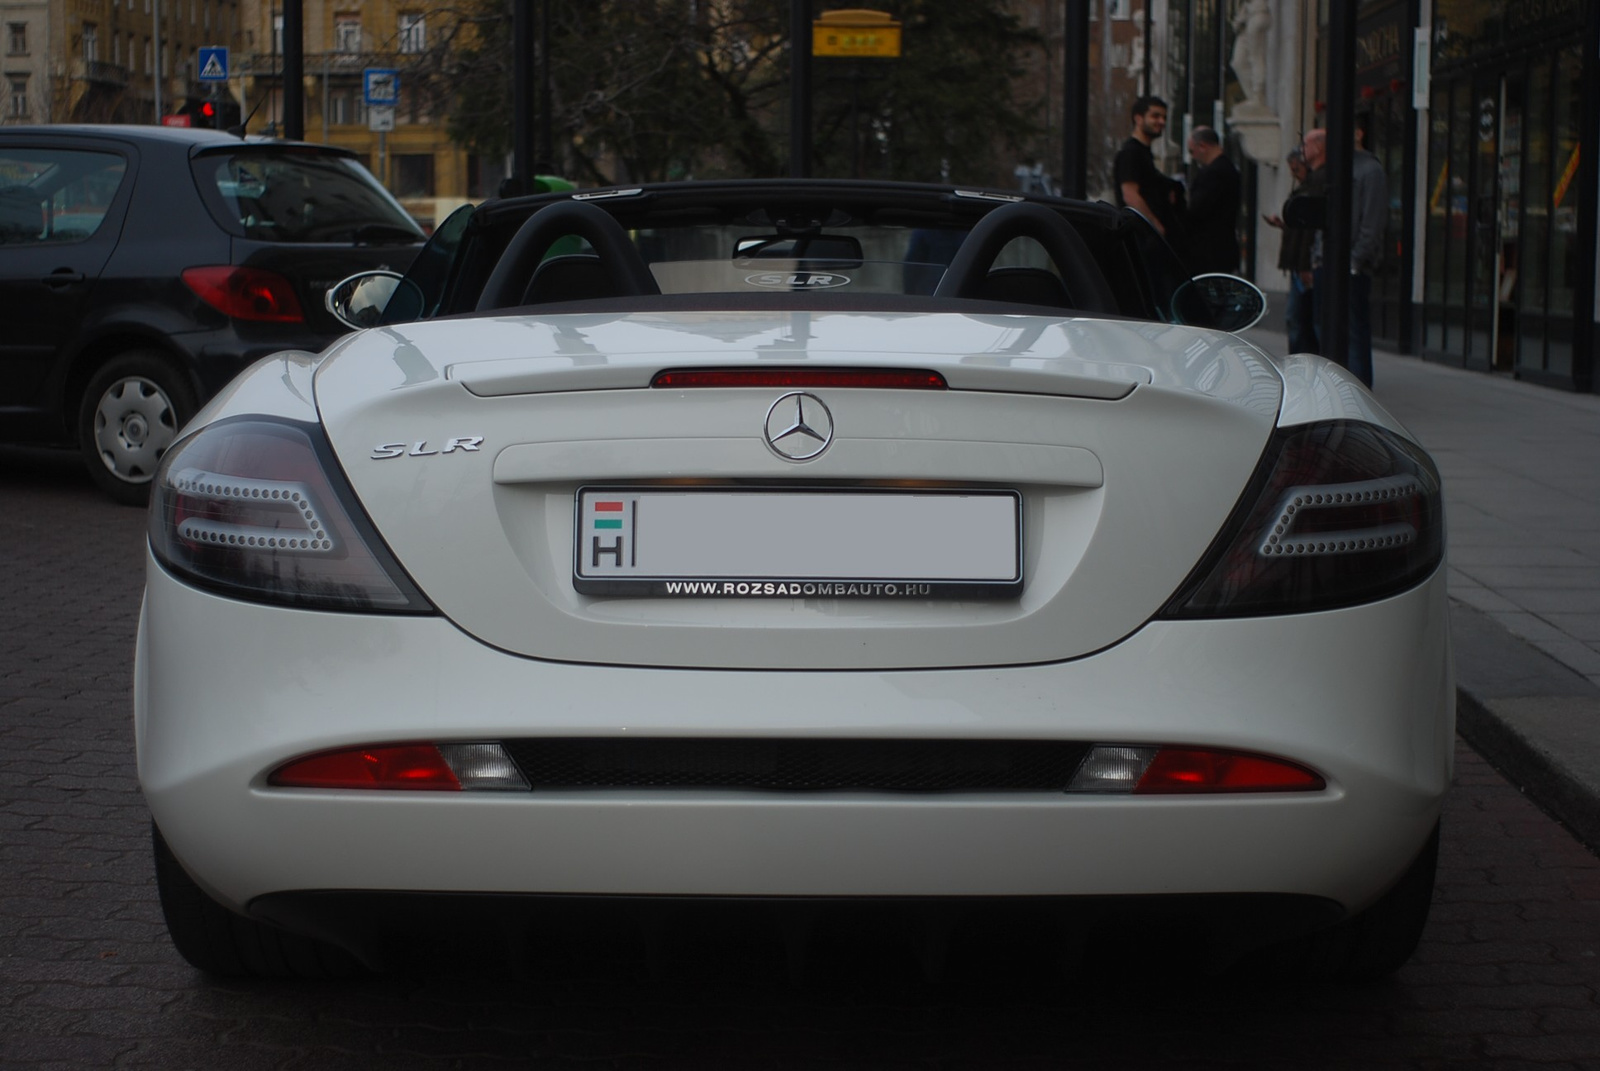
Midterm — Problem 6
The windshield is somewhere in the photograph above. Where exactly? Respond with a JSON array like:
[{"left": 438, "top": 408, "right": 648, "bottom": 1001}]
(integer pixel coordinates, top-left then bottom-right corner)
[{"left": 192, "top": 148, "right": 425, "bottom": 244}]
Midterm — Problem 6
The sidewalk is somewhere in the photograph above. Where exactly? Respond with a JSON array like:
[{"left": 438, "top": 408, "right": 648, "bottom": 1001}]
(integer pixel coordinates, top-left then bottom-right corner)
[{"left": 1241, "top": 316, "right": 1600, "bottom": 850}]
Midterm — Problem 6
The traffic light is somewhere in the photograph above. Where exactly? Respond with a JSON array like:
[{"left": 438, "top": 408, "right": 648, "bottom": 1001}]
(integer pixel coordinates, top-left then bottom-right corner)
[{"left": 174, "top": 96, "right": 242, "bottom": 131}]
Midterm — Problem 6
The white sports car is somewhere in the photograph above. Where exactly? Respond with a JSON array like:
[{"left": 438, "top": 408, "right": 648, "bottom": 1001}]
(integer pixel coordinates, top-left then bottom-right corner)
[{"left": 136, "top": 180, "right": 1450, "bottom": 981}]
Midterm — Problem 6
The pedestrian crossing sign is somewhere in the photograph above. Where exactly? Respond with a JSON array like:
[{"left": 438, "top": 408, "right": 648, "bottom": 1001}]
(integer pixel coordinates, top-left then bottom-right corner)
[{"left": 197, "top": 46, "right": 229, "bottom": 82}]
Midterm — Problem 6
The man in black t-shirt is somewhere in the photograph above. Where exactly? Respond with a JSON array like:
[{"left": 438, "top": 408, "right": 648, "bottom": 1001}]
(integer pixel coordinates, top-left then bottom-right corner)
[{"left": 1113, "top": 96, "right": 1183, "bottom": 242}]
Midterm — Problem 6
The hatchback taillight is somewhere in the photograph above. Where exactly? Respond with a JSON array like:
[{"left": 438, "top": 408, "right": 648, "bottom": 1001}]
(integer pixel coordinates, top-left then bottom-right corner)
[{"left": 182, "top": 266, "right": 306, "bottom": 323}]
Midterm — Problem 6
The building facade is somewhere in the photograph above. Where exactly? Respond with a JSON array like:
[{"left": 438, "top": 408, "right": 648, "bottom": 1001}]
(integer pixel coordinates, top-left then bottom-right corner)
[
  {"left": 1, "top": 0, "right": 245, "bottom": 126},
  {"left": 1072, "top": 0, "right": 1598, "bottom": 393},
  {"left": 235, "top": 0, "right": 473, "bottom": 231}
]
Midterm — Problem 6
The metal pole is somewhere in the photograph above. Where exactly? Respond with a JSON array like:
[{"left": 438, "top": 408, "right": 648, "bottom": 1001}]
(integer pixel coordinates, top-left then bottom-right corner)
[
  {"left": 537, "top": 0, "right": 554, "bottom": 174},
  {"left": 1061, "top": 0, "right": 1089, "bottom": 199},
  {"left": 152, "top": 0, "right": 163, "bottom": 120},
  {"left": 513, "top": 0, "right": 534, "bottom": 191},
  {"left": 790, "top": 0, "right": 811, "bottom": 177},
  {"left": 1142, "top": 0, "right": 1153, "bottom": 99},
  {"left": 282, "top": 0, "right": 303, "bottom": 140},
  {"left": 1575, "top": 0, "right": 1600, "bottom": 390},
  {"left": 1321, "top": 0, "right": 1357, "bottom": 371}
]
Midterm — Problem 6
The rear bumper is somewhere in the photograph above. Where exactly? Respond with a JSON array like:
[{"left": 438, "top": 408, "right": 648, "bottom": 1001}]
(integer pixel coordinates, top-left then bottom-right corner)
[{"left": 137, "top": 556, "right": 1453, "bottom": 917}]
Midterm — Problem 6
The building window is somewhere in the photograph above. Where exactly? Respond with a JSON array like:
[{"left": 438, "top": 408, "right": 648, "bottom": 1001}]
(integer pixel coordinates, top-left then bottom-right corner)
[
  {"left": 394, "top": 153, "right": 434, "bottom": 198},
  {"left": 7, "top": 22, "right": 26, "bottom": 56},
  {"left": 335, "top": 15, "right": 361, "bottom": 54},
  {"left": 113, "top": 34, "right": 121, "bottom": 66},
  {"left": 83, "top": 23, "right": 99, "bottom": 64},
  {"left": 145, "top": 38, "right": 152, "bottom": 75},
  {"left": 468, "top": 154, "right": 509, "bottom": 199},
  {"left": 399, "top": 13, "right": 425, "bottom": 54},
  {"left": 271, "top": 15, "right": 281, "bottom": 53},
  {"left": 8, "top": 76, "right": 28, "bottom": 119},
  {"left": 328, "top": 88, "right": 364, "bottom": 126}
]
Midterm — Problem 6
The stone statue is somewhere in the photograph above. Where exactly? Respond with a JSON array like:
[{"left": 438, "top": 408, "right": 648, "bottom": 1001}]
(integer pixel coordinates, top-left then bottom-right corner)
[{"left": 1230, "top": 0, "right": 1271, "bottom": 110}]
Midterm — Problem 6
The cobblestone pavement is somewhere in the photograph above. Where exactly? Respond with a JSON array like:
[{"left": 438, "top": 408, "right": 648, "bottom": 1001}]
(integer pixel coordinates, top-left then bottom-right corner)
[{"left": 5, "top": 448, "right": 1600, "bottom": 1070}]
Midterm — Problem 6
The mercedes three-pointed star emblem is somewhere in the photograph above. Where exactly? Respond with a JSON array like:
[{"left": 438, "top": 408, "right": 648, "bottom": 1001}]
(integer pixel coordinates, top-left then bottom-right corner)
[{"left": 763, "top": 391, "right": 834, "bottom": 461}]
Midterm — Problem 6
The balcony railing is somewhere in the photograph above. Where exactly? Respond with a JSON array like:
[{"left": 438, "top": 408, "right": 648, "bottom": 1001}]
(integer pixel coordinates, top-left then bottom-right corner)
[
  {"left": 236, "top": 51, "right": 427, "bottom": 78},
  {"left": 83, "top": 61, "right": 130, "bottom": 87}
]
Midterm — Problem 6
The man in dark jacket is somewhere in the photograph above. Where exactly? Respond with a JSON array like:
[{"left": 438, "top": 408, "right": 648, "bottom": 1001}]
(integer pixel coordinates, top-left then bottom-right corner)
[
  {"left": 1265, "top": 149, "right": 1321, "bottom": 353},
  {"left": 1184, "top": 126, "right": 1241, "bottom": 275}
]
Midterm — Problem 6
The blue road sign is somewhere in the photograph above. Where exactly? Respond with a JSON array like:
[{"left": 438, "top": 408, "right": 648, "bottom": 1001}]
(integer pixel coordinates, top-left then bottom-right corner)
[
  {"left": 364, "top": 69, "right": 400, "bottom": 107},
  {"left": 197, "top": 46, "right": 229, "bottom": 82}
]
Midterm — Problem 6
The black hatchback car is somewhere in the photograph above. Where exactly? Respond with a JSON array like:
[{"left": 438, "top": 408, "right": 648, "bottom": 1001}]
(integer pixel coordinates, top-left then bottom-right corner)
[{"left": 0, "top": 125, "right": 425, "bottom": 502}]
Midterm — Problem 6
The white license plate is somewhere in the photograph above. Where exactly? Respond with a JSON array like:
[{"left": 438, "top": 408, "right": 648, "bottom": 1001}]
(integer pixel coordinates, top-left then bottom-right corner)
[{"left": 574, "top": 488, "right": 1021, "bottom": 598}]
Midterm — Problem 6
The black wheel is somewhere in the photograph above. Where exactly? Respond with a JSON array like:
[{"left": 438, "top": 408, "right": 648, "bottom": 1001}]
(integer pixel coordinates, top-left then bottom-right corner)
[
  {"left": 152, "top": 823, "right": 363, "bottom": 979},
  {"left": 77, "top": 351, "right": 196, "bottom": 506},
  {"left": 1238, "top": 822, "right": 1439, "bottom": 984}
]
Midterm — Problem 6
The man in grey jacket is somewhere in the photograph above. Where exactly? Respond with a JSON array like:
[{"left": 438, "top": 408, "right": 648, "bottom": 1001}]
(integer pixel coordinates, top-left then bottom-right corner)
[{"left": 1304, "top": 127, "right": 1387, "bottom": 387}]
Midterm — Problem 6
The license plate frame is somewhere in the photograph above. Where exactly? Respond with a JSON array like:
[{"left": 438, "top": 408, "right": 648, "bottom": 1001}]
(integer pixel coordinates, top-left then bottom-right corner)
[{"left": 573, "top": 486, "right": 1022, "bottom": 599}]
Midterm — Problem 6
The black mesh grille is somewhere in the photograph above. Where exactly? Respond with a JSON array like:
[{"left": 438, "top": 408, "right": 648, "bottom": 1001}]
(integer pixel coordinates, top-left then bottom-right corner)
[{"left": 499, "top": 739, "right": 1091, "bottom": 793}]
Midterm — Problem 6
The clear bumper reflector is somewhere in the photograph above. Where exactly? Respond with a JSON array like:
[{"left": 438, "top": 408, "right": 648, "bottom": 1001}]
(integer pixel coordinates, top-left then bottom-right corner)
[
  {"left": 1066, "top": 746, "right": 1159, "bottom": 793},
  {"left": 438, "top": 743, "right": 530, "bottom": 791}
]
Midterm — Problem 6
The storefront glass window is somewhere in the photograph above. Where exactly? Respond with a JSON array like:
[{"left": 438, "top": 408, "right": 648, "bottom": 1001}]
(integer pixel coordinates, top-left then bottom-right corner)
[
  {"left": 1424, "top": 86, "right": 1450, "bottom": 354},
  {"left": 1518, "top": 58, "right": 1551, "bottom": 374},
  {"left": 1546, "top": 43, "right": 1582, "bottom": 379},
  {"left": 1445, "top": 79, "right": 1473, "bottom": 361}
]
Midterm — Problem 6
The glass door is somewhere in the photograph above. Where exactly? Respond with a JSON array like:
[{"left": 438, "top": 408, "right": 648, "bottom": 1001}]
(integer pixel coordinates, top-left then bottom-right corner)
[{"left": 1466, "top": 76, "right": 1500, "bottom": 370}]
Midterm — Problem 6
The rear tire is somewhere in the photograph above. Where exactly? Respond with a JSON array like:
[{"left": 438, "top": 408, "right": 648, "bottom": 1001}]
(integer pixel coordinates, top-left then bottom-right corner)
[
  {"left": 78, "top": 351, "right": 196, "bottom": 506},
  {"left": 1239, "top": 822, "right": 1439, "bottom": 983},
  {"left": 152, "top": 823, "right": 363, "bottom": 979}
]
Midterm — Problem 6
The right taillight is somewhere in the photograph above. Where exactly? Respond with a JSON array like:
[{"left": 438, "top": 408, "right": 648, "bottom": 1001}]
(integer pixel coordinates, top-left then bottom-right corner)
[{"left": 1159, "top": 420, "right": 1443, "bottom": 617}]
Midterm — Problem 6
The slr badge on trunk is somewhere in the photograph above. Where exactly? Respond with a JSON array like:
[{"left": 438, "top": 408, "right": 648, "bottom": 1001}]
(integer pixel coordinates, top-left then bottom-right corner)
[{"left": 371, "top": 436, "right": 484, "bottom": 459}]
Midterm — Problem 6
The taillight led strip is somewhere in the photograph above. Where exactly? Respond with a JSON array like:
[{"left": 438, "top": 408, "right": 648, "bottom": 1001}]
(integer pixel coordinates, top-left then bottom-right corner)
[{"left": 651, "top": 368, "right": 947, "bottom": 390}]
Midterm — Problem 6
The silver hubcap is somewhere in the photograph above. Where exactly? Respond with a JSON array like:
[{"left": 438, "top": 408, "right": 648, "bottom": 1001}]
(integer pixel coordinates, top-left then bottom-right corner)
[{"left": 93, "top": 376, "right": 176, "bottom": 483}]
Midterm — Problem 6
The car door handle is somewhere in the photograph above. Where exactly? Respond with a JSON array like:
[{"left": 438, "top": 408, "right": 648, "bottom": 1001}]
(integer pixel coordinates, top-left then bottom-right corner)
[{"left": 41, "top": 269, "right": 86, "bottom": 287}]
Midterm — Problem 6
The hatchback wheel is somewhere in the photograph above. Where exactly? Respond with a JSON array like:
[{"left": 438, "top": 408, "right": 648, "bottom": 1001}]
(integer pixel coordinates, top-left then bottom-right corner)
[{"left": 78, "top": 352, "right": 195, "bottom": 505}]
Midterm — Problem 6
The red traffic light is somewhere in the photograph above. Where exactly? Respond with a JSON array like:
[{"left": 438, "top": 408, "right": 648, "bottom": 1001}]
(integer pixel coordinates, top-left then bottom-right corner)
[{"left": 201, "top": 102, "right": 216, "bottom": 117}]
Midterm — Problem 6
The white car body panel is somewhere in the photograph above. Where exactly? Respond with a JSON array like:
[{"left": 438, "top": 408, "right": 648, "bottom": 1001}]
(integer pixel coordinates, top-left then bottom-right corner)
[{"left": 137, "top": 561, "right": 1451, "bottom": 912}]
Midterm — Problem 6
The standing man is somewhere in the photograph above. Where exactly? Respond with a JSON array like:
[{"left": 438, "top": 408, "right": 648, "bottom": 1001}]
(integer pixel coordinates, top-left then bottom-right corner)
[
  {"left": 1114, "top": 96, "right": 1184, "bottom": 244},
  {"left": 1303, "top": 127, "right": 1387, "bottom": 387},
  {"left": 1265, "top": 149, "right": 1321, "bottom": 353},
  {"left": 1184, "top": 126, "right": 1241, "bottom": 275}
]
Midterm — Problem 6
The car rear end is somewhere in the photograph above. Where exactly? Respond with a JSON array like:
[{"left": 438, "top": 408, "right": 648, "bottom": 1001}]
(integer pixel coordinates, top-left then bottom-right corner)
[{"left": 137, "top": 309, "right": 1451, "bottom": 975}]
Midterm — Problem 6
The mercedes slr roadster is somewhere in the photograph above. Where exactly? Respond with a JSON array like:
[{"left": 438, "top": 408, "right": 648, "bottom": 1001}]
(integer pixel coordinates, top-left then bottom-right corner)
[{"left": 136, "top": 180, "right": 1450, "bottom": 981}]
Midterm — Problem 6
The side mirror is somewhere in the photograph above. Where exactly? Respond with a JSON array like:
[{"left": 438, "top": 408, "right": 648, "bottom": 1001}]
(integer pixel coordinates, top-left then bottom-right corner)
[
  {"left": 326, "top": 270, "right": 422, "bottom": 330},
  {"left": 1171, "top": 274, "right": 1267, "bottom": 333}
]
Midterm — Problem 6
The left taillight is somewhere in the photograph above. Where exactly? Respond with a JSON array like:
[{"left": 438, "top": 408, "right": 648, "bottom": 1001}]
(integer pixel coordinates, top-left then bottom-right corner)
[
  {"left": 182, "top": 265, "right": 306, "bottom": 323},
  {"left": 149, "top": 418, "right": 434, "bottom": 613}
]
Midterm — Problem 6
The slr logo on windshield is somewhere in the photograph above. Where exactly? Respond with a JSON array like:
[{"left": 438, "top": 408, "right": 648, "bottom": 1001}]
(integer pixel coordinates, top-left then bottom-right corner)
[
  {"left": 744, "top": 272, "right": 851, "bottom": 290},
  {"left": 371, "top": 436, "right": 483, "bottom": 459}
]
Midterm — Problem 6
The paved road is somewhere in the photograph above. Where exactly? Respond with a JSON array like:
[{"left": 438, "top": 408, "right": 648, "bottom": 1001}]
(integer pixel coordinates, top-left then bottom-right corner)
[{"left": 4, "top": 448, "right": 1600, "bottom": 1070}]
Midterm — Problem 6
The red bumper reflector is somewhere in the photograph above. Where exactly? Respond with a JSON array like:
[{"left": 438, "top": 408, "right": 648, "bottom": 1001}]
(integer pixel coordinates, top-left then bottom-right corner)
[
  {"left": 269, "top": 744, "right": 462, "bottom": 790},
  {"left": 1134, "top": 748, "right": 1325, "bottom": 793},
  {"left": 651, "top": 367, "right": 947, "bottom": 390}
]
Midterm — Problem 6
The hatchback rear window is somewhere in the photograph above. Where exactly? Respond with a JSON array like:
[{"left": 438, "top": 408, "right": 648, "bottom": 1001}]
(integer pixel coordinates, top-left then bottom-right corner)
[{"left": 192, "top": 148, "right": 425, "bottom": 244}]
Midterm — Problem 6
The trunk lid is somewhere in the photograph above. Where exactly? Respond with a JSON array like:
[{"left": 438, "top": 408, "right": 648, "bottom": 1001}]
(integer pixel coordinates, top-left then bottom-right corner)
[{"left": 315, "top": 311, "right": 1282, "bottom": 669}]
